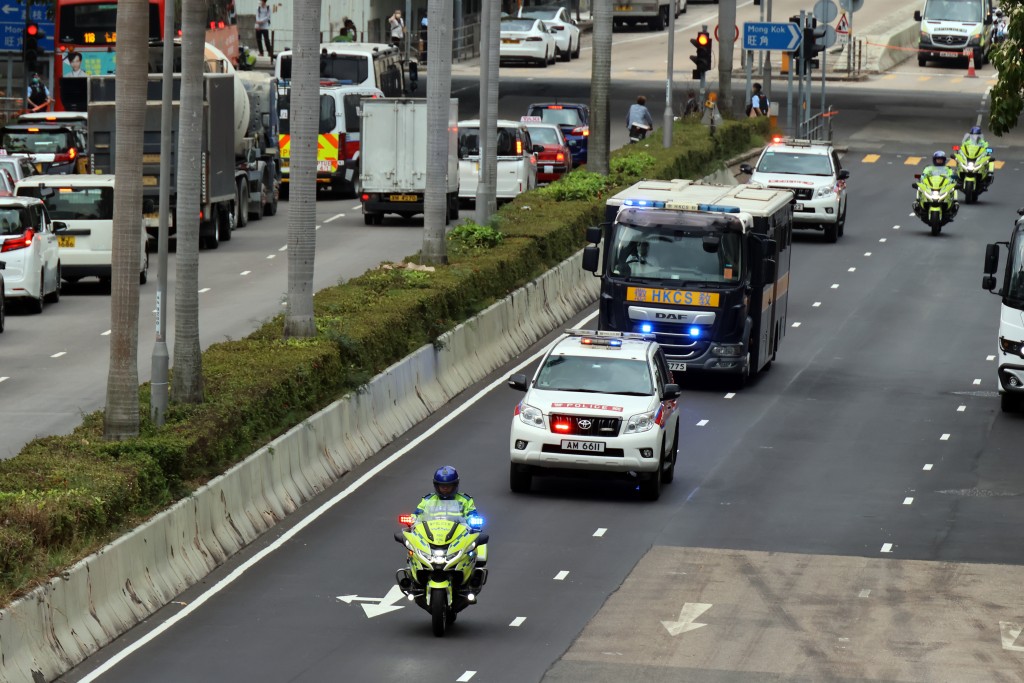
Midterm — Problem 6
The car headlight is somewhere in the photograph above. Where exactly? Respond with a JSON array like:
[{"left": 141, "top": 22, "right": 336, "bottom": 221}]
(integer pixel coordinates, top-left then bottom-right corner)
[
  {"left": 929, "top": 191, "right": 942, "bottom": 200},
  {"left": 711, "top": 343, "right": 743, "bottom": 357},
  {"left": 625, "top": 410, "right": 656, "bottom": 433},
  {"left": 432, "top": 549, "right": 448, "bottom": 565},
  {"left": 964, "top": 162, "right": 976, "bottom": 171},
  {"left": 1000, "top": 337, "right": 1024, "bottom": 357},
  {"left": 518, "top": 402, "right": 545, "bottom": 429},
  {"left": 815, "top": 185, "right": 835, "bottom": 198},
  {"left": 968, "top": 33, "right": 982, "bottom": 46},
  {"left": 920, "top": 30, "right": 929, "bottom": 42},
  {"left": 445, "top": 548, "right": 464, "bottom": 563}
]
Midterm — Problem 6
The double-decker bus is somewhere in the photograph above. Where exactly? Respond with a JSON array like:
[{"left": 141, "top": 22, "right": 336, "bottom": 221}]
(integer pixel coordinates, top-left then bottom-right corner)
[{"left": 53, "top": 0, "right": 165, "bottom": 112}]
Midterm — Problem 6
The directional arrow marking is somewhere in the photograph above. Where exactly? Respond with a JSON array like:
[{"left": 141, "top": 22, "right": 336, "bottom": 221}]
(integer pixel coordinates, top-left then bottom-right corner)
[
  {"left": 1000, "top": 621, "right": 1024, "bottom": 652},
  {"left": 336, "top": 584, "right": 406, "bottom": 618},
  {"left": 661, "top": 602, "right": 712, "bottom": 636},
  {"left": 1, "top": 6, "right": 17, "bottom": 14},
  {"left": 785, "top": 23, "right": 801, "bottom": 50}
]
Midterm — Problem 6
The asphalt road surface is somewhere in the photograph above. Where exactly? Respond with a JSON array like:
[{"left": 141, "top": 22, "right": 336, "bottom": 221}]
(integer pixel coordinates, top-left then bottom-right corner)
[{"left": 55, "top": 71, "right": 1024, "bottom": 683}]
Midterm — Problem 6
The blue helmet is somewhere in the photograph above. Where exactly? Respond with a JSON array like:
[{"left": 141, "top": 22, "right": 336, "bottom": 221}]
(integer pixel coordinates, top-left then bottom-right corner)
[
  {"left": 933, "top": 150, "right": 947, "bottom": 165},
  {"left": 433, "top": 466, "right": 460, "bottom": 499},
  {"left": 970, "top": 126, "right": 982, "bottom": 135}
]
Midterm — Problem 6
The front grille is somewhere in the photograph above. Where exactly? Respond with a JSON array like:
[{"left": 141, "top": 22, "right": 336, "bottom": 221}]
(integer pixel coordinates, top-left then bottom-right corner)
[
  {"left": 542, "top": 444, "right": 625, "bottom": 457},
  {"left": 769, "top": 186, "right": 813, "bottom": 201},
  {"left": 933, "top": 34, "right": 968, "bottom": 47},
  {"left": 549, "top": 414, "right": 621, "bottom": 436}
]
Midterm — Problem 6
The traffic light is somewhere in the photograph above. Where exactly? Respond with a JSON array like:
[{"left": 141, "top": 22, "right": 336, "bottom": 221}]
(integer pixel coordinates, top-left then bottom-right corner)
[
  {"left": 690, "top": 30, "right": 712, "bottom": 79},
  {"left": 23, "top": 22, "right": 40, "bottom": 71},
  {"left": 802, "top": 18, "right": 825, "bottom": 73}
]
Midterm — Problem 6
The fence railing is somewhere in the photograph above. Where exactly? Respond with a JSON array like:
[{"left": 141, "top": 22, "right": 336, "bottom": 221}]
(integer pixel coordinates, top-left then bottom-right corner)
[
  {"left": 0, "top": 97, "right": 24, "bottom": 126},
  {"left": 452, "top": 22, "right": 481, "bottom": 63},
  {"left": 802, "top": 105, "right": 835, "bottom": 142}
]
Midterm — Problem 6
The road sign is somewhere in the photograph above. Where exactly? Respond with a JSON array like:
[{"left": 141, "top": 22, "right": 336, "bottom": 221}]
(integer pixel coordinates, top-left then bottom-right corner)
[
  {"left": 813, "top": 0, "right": 838, "bottom": 24},
  {"left": 836, "top": 13, "right": 850, "bottom": 34},
  {"left": 838, "top": 0, "right": 863, "bottom": 13},
  {"left": 742, "top": 22, "right": 802, "bottom": 52},
  {"left": 820, "top": 24, "right": 838, "bottom": 49},
  {"left": 0, "top": 1, "right": 55, "bottom": 55},
  {"left": 714, "top": 23, "right": 739, "bottom": 42}
]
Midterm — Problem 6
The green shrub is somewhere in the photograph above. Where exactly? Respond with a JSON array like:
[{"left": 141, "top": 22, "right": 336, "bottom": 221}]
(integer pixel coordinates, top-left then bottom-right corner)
[
  {"left": 536, "top": 169, "right": 611, "bottom": 201},
  {"left": 448, "top": 220, "right": 506, "bottom": 250}
]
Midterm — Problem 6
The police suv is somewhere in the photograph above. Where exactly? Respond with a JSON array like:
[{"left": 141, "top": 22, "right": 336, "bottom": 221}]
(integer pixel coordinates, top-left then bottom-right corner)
[
  {"left": 741, "top": 136, "right": 849, "bottom": 243},
  {"left": 507, "top": 329, "right": 680, "bottom": 501}
]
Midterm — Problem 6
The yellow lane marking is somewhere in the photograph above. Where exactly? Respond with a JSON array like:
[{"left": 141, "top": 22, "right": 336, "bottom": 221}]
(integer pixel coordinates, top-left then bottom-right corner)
[
  {"left": 904, "top": 157, "right": 922, "bottom": 166},
  {"left": 918, "top": 76, "right": 932, "bottom": 82},
  {"left": 995, "top": 160, "right": 1006, "bottom": 170},
  {"left": 882, "top": 74, "right": 896, "bottom": 80},
  {"left": 950, "top": 77, "right": 963, "bottom": 84},
  {"left": 862, "top": 154, "right": 881, "bottom": 163}
]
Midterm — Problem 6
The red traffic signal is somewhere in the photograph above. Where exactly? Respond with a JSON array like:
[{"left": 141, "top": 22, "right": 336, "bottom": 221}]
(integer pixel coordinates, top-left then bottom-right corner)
[{"left": 26, "top": 23, "right": 39, "bottom": 36}]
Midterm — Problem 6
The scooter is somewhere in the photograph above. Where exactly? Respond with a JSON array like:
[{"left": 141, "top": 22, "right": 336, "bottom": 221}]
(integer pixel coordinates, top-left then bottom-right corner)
[
  {"left": 629, "top": 122, "right": 651, "bottom": 143},
  {"left": 953, "top": 142, "right": 994, "bottom": 204},
  {"left": 394, "top": 506, "right": 488, "bottom": 637},
  {"left": 912, "top": 172, "right": 959, "bottom": 236}
]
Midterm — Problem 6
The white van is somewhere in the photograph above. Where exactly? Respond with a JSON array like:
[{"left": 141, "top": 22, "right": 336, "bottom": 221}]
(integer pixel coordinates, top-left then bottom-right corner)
[
  {"left": 274, "top": 43, "right": 408, "bottom": 96},
  {"left": 915, "top": 0, "right": 993, "bottom": 68},
  {"left": 457, "top": 119, "right": 538, "bottom": 203},
  {"left": 15, "top": 175, "right": 148, "bottom": 286}
]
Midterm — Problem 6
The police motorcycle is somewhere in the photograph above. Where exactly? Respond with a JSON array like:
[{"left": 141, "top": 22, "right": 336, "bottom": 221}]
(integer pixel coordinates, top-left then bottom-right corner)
[
  {"left": 394, "top": 505, "right": 488, "bottom": 637},
  {"left": 953, "top": 141, "right": 994, "bottom": 204}
]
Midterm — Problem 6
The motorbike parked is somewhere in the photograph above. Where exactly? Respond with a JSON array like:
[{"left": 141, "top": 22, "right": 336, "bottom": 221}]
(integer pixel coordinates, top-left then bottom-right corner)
[
  {"left": 912, "top": 172, "right": 959, "bottom": 236},
  {"left": 394, "top": 506, "right": 488, "bottom": 637},
  {"left": 953, "top": 142, "right": 994, "bottom": 204},
  {"left": 628, "top": 122, "right": 651, "bottom": 143}
]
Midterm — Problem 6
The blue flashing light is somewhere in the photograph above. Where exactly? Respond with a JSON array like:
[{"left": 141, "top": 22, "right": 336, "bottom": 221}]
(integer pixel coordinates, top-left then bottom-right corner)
[
  {"left": 640, "top": 323, "right": 653, "bottom": 333},
  {"left": 623, "top": 199, "right": 666, "bottom": 208},
  {"left": 609, "top": 339, "right": 623, "bottom": 347},
  {"left": 698, "top": 203, "right": 741, "bottom": 213},
  {"left": 467, "top": 514, "right": 485, "bottom": 530},
  {"left": 689, "top": 326, "right": 701, "bottom": 338}
]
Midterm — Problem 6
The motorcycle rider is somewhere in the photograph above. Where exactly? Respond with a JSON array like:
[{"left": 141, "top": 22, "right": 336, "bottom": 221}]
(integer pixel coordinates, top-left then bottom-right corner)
[
  {"left": 917, "top": 150, "right": 959, "bottom": 220},
  {"left": 962, "top": 125, "right": 989, "bottom": 148},
  {"left": 414, "top": 466, "right": 487, "bottom": 567},
  {"left": 626, "top": 95, "right": 654, "bottom": 141}
]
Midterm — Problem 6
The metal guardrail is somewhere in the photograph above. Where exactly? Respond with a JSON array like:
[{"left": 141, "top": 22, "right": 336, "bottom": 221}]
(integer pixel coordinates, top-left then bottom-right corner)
[
  {"left": 0, "top": 97, "right": 25, "bottom": 126},
  {"left": 802, "top": 105, "right": 835, "bottom": 142},
  {"left": 453, "top": 22, "right": 481, "bottom": 63}
]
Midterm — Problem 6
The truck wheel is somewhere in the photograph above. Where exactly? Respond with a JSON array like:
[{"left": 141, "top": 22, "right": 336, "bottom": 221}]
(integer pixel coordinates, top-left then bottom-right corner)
[
  {"left": 918, "top": 55, "right": 927, "bottom": 67},
  {"left": 218, "top": 205, "right": 233, "bottom": 242},
  {"left": 639, "top": 465, "right": 662, "bottom": 501},
  {"left": 823, "top": 221, "right": 838, "bottom": 243},
  {"left": 279, "top": 183, "right": 289, "bottom": 201},
  {"left": 1001, "top": 393, "right": 1020, "bottom": 413},
  {"left": 237, "top": 184, "right": 249, "bottom": 227},
  {"left": 249, "top": 180, "right": 264, "bottom": 221},
  {"left": 509, "top": 463, "right": 531, "bottom": 493},
  {"left": 202, "top": 221, "right": 220, "bottom": 250},
  {"left": 264, "top": 183, "right": 279, "bottom": 216},
  {"left": 650, "top": 7, "right": 666, "bottom": 30}
]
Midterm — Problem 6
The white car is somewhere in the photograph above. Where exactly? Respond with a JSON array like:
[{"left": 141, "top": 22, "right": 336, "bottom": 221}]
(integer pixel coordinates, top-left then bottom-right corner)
[
  {"left": 507, "top": 329, "right": 681, "bottom": 500},
  {"left": 499, "top": 17, "right": 557, "bottom": 67},
  {"left": 16, "top": 175, "right": 148, "bottom": 287},
  {"left": 457, "top": 119, "right": 538, "bottom": 202},
  {"left": 0, "top": 196, "right": 64, "bottom": 313},
  {"left": 0, "top": 154, "right": 40, "bottom": 183},
  {"left": 741, "top": 136, "right": 849, "bottom": 243},
  {"left": 518, "top": 5, "right": 581, "bottom": 61}
]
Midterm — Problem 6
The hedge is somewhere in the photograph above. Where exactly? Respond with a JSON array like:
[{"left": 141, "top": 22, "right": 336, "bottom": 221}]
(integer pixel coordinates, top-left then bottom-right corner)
[{"left": 0, "top": 117, "right": 769, "bottom": 603}]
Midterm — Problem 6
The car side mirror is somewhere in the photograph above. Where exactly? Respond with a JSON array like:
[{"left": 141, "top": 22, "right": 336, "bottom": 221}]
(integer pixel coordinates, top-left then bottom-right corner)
[
  {"left": 474, "top": 533, "right": 489, "bottom": 546},
  {"left": 838, "top": 169, "right": 850, "bottom": 180},
  {"left": 984, "top": 243, "right": 1000, "bottom": 274},
  {"left": 0, "top": 260, "right": 5, "bottom": 270},
  {"left": 585, "top": 225, "right": 602, "bottom": 243},
  {"left": 662, "top": 383, "right": 681, "bottom": 401},
  {"left": 582, "top": 244, "right": 600, "bottom": 273},
  {"left": 914, "top": 10, "right": 922, "bottom": 21},
  {"left": 984, "top": 13, "right": 992, "bottom": 25},
  {"left": 533, "top": 144, "right": 544, "bottom": 154},
  {"left": 739, "top": 163, "right": 754, "bottom": 175},
  {"left": 394, "top": 531, "right": 406, "bottom": 543},
  {"left": 52, "top": 221, "right": 68, "bottom": 232},
  {"left": 508, "top": 373, "right": 528, "bottom": 391}
]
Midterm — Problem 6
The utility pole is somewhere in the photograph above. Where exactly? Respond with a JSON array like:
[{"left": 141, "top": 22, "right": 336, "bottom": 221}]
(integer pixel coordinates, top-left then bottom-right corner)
[
  {"left": 662, "top": 0, "right": 675, "bottom": 148},
  {"left": 149, "top": 0, "right": 175, "bottom": 425},
  {"left": 718, "top": 0, "right": 736, "bottom": 114},
  {"left": 763, "top": 0, "right": 773, "bottom": 105}
]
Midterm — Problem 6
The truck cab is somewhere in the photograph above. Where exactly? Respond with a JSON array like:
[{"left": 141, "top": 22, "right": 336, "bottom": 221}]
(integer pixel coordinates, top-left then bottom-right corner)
[
  {"left": 983, "top": 214, "right": 1024, "bottom": 412},
  {"left": 915, "top": 0, "right": 992, "bottom": 68}
]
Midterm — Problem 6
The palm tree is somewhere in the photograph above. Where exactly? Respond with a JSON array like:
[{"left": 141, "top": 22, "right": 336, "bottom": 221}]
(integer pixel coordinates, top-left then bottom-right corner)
[
  {"left": 283, "top": 0, "right": 320, "bottom": 337},
  {"left": 589, "top": 0, "right": 612, "bottom": 175},
  {"left": 422, "top": 0, "right": 452, "bottom": 266},
  {"left": 718, "top": 0, "right": 736, "bottom": 114},
  {"left": 103, "top": 0, "right": 147, "bottom": 440},
  {"left": 171, "top": 0, "right": 206, "bottom": 403}
]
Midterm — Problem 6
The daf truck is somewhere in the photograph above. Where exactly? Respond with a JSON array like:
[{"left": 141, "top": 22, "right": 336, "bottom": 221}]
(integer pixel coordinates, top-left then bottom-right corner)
[{"left": 982, "top": 213, "right": 1024, "bottom": 412}]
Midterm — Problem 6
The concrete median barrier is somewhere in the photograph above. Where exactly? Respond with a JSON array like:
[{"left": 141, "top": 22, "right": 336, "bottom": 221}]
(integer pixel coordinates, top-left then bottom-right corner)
[{"left": 0, "top": 250, "right": 600, "bottom": 683}]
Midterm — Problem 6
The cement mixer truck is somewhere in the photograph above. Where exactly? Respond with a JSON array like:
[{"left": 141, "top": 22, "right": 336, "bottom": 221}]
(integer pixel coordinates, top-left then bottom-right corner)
[{"left": 86, "top": 43, "right": 281, "bottom": 250}]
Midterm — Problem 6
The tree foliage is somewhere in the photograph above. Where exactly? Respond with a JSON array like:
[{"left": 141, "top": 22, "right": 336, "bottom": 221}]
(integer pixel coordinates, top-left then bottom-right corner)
[{"left": 989, "top": 2, "right": 1024, "bottom": 135}]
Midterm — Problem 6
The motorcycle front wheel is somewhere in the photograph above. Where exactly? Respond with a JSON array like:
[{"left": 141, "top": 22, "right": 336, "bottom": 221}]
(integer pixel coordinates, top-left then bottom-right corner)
[{"left": 431, "top": 587, "right": 448, "bottom": 637}]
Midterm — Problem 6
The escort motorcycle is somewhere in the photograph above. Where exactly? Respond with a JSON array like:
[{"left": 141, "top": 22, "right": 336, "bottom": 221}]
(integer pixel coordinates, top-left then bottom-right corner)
[
  {"left": 912, "top": 172, "right": 959, "bottom": 236},
  {"left": 394, "top": 505, "right": 488, "bottom": 637},
  {"left": 953, "top": 142, "right": 994, "bottom": 204}
]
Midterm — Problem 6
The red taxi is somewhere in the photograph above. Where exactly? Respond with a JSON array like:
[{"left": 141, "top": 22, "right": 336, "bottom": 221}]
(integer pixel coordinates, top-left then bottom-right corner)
[{"left": 522, "top": 118, "right": 571, "bottom": 185}]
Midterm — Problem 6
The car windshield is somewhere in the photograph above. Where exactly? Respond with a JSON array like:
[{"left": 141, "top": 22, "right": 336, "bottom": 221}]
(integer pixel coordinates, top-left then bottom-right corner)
[
  {"left": 529, "top": 106, "right": 583, "bottom": 127},
  {"left": 18, "top": 186, "right": 112, "bottom": 220},
  {"left": 0, "top": 207, "right": 29, "bottom": 235},
  {"left": 536, "top": 354, "right": 653, "bottom": 395},
  {"left": 502, "top": 19, "right": 536, "bottom": 32},
  {"left": 1008, "top": 228, "right": 1024, "bottom": 304},
  {"left": 608, "top": 209, "right": 744, "bottom": 284},
  {"left": 527, "top": 126, "right": 561, "bottom": 145},
  {"left": 757, "top": 151, "right": 832, "bottom": 176},
  {"left": 2, "top": 130, "right": 73, "bottom": 154},
  {"left": 924, "top": 0, "right": 983, "bottom": 22}
]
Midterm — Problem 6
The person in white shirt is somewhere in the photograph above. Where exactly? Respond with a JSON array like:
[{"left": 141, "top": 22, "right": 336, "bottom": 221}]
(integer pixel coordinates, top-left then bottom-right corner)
[
  {"left": 255, "top": 0, "right": 273, "bottom": 58},
  {"left": 389, "top": 9, "right": 405, "bottom": 48}
]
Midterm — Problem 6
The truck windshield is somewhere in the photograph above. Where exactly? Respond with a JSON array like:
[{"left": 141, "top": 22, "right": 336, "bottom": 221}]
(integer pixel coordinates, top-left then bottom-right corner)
[
  {"left": 608, "top": 209, "right": 744, "bottom": 285},
  {"left": 1008, "top": 228, "right": 1024, "bottom": 305},
  {"left": 924, "top": 0, "right": 983, "bottom": 22},
  {"left": 1, "top": 130, "right": 73, "bottom": 154},
  {"left": 535, "top": 354, "right": 653, "bottom": 395}
]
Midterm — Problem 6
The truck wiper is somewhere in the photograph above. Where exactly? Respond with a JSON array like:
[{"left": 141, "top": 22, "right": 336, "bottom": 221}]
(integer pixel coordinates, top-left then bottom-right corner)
[{"left": 607, "top": 391, "right": 653, "bottom": 396}]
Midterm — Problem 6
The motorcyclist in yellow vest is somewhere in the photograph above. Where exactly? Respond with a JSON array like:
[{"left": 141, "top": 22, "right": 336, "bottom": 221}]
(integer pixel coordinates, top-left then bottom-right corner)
[{"left": 414, "top": 466, "right": 487, "bottom": 566}]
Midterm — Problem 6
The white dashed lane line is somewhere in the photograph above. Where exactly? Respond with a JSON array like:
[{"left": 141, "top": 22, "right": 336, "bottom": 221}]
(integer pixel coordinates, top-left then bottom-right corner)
[
  {"left": 240, "top": 271, "right": 251, "bottom": 276},
  {"left": 593, "top": 528, "right": 607, "bottom": 537},
  {"left": 51, "top": 351, "right": 66, "bottom": 358},
  {"left": 894, "top": 224, "right": 901, "bottom": 229},
  {"left": 923, "top": 463, "right": 934, "bottom": 471},
  {"left": 0, "top": 377, "right": 8, "bottom": 383},
  {"left": 324, "top": 213, "right": 345, "bottom": 223},
  {"left": 199, "top": 287, "right": 211, "bottom": 293},
  {"left": 848, "top": 267, "right": 856, "bottom": 273},
  {"left": 791, "top": 322, "right": 801, "bottom": 328},
  {"left": 973, "top": 378, "right": 982, "bottom": 385},
  {"left": 957, "top": 405, "right": 966, "bottom": 412},
  {"left": 351, "top": 204, "right": 361, "bottom": 210},
  {"left": 724, "top": 392, "right": 735, "bottom": 399},
  {"left": 831, "top": 283, "right": 839, "bottom": 289},
  {"left": 554, "top": 571, "right": 570, "bottom": 581},
  {"left": 509, "top": 617, "right": 527, "bottom": 627},
  {"left": 881, "top": 543, "right": 893, "bottom": 553},
  {"left": 812, "top": 301, "right": 821, "bottom": 307},
  {"left": 101, "top": 330, "right": 111, "bottom": 336},
  {"left": 859, "top": 589, "right": 871, "bottom": 598},
  {"left": 266, "top": 254, "right": 275, "bottom": 259},
  {"left": 987, "top": 355, "right": 995, "bottom": 361},
  {"left": 279, "top": 245, "right": 287, "bottom": 252},
  {"left": 696, "top": 419, "right": 709, "bottom": 427},
  {"left": 904, "top": 497, "right": 914, "bottom": 505},
  {"left": 879, "top": 238, "right": 887, "bottom": 243},
  {"left": 864, "top": 252, "right": 872, "bottom": 257},
  {"left": 940, "top": 433, "right": 950, "bottom": 441},
  {"left": 456, "top": 672, "right": 476, "bottom": 682},
  {"left": 315, "top": 225, "right": 322, "bottom": 231}
]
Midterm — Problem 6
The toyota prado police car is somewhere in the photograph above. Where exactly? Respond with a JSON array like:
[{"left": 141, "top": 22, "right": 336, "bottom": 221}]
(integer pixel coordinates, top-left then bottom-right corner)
[
  {"left": 506, "top": 329, "right": 681, "bottom": 501},
  {"left": 741, "top": 136, "right": 849, "bottom": 243}
]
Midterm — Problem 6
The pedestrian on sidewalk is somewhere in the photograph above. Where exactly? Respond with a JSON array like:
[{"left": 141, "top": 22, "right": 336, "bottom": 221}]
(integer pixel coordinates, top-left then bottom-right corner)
[
  {"left": 746, "top": 83, "right": 769, "bottom": 117},
  {"left": 255, "top": 0, "right": 273, "bottom": 59},
  {"left": 681, "top": 89, "right": 700, "bottom": 118},
  {"left": 389, "top": 9, "right": 405, "bottom": 49}
]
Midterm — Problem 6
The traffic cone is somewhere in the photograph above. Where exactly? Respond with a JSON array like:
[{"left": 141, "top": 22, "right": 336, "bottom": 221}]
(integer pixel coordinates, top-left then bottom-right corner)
[{"left": 966, "top": 50, "right": 978, "bottom": 78}]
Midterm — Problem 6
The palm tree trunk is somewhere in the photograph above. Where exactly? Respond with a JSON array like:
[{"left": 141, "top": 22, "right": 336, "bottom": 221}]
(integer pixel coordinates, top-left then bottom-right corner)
[
  {"left": 171, "top": 0, "right": 206, "bottom": 403},
  {"left": 283, "top": 0, "right": 320, "bottom": 338},
  {"left": 475, "top": 0, "right": 498, "bottom": 223},
  {"left": 103, "top": 0, "right": 146, "bottom": 440},
  {"left": 589, "top": 0, "right": 612, "bottom": 175},
  {"left": 422, "top": 0, "right": 452, "bottom": 266}
]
